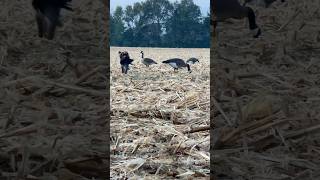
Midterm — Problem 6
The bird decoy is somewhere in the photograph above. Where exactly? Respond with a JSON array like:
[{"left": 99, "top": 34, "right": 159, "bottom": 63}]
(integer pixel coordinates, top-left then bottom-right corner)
[
  {"left": 140, "top": 51, "right": 157, "bottom": 67},
  {"left": 119, "top": 51, "right": 134, "bottom": 74},
  {"left": 186, "top": 58, "right": 199, "bottom": 64},
  {"left": 212, "top": 0, "right": 261, "bottom": 38},
  {"left": 162, "top": 58, "right": 191, "bottom": 73},
  {"left": 32, "top": 0, "right": 73, "bottom": 40}
]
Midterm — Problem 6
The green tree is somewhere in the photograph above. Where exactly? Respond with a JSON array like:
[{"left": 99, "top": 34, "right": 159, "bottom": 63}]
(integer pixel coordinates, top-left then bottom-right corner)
[
  {"left": 193, "top": 12, "right": 210, "bottom": 48},
  {"left": 110, "top": 0, "right": 209, "bottom": 48},
  {"left": 110, "top": 6, "right": 125, "bottom": 46},
  {"left": 122, "top": 5, "right": 135, "bottom": 46},
  {"left": 200, "top": 13, "right": 210, "bottom": 48},
  {"left": 140, "top": 0, "right": 173, "bottom": 46},
  {"left": 164, "top": 0, "right": 203, "bottom": 47},
  {"left": 122, "top": 0, "right": 173, "bottom": 47},
  {"left": 122, "top": 3, "right": 144, "bottom": 46}
]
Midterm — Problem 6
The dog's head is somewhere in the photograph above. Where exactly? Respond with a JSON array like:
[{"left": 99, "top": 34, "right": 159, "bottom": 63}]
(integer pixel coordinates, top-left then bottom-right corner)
[{"left": 118, "top": 51, "right": 130, "bottom": 60}]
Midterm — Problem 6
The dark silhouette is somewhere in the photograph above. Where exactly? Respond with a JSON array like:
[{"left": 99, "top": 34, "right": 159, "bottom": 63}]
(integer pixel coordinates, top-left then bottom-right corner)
[
  {"left": 119, "top": 51, "right": 134, "bottom": 74},
  {"left": 32, "top": 0, "right": 73, "bottom": 40},
  {"left": 213, "top": 0, "right": 261, "bottom": 38},
  {"left": 162, "top": 58, "right": 191, "bottom": 73},
  {"left": 186, "top": 58, "right": 200, "bottom": 64}
]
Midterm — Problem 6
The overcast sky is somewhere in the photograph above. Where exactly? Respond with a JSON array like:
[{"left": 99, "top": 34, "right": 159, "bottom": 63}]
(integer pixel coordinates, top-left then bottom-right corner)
[{"left": 110, "top": 0, "right": 210, "bottom": 15}]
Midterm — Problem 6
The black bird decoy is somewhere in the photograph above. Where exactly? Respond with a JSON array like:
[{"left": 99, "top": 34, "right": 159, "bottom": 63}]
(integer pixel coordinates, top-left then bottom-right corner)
[
  {"left": 119, "top": 51, "right": 134, "bottom": 74},
  {"left": 162, "top": 58, "right": 191, "bottom": 73},
  {"left": 212, "top": 0, "right": 261, "bottom": 38},
  {"left": 140, "top": 51, "right": 157, "bottom": 67},
  {"left": 186, "top": 58, "right": 200, "bottom": 64},
  {"left": 32, "top": 0, "right": 73, "bottom": 40}
]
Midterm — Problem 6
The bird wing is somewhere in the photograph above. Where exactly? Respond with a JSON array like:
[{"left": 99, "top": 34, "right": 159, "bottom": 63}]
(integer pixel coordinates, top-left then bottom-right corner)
[
  {"left": 144, "top": 58, "right": 157, "bottom": 64},
  {"left": 168, "top": 62, "right": 178, "bottom": 68}
]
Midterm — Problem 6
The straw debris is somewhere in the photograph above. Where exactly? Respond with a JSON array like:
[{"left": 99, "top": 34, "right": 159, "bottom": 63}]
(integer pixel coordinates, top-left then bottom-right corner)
[
  {"left": 212, "top": 0, "right": 320, "bottom": 179},
  {"left": 0, "top": 0, "right": 108, "bottom": 179},
  {"left": 111, "top": 47, "right": 210, "bottom": 179}
]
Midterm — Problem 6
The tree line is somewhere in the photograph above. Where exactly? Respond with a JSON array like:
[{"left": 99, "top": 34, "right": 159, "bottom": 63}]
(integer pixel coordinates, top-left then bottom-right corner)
[{"left": 110, "top": 0, "right": 210, "bottom": 48}]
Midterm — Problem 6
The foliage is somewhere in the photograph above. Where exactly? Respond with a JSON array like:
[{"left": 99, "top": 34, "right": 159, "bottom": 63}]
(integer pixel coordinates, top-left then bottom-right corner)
[{"left": 110, "top": 0, "right": 209, "bottom": 48}]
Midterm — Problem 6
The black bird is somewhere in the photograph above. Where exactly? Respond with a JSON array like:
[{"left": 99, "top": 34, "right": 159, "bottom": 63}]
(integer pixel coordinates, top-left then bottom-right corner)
[
  {"left": 119, "top": 51, "right": 134, "bottom": 74},
  {"left": 212, "top": 0, "right": 261, "bottom": 38},
  {"left": 140, "top": 51, "right": 157, "bottom": 67},
  {"left": 186, "top": 58, "right": 199, "bottom": 64},
  {"left": 162, "top": 58, "right": 191, "bottom": 73},
  {"left": 32, "top": 0, "right": 73, "bottom": 40}
]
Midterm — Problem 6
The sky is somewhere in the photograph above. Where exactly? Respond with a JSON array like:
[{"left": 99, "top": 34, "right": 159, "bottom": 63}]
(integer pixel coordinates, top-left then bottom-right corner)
[{"left": 110, "top": 0, "right": 210, "bottom": 15}]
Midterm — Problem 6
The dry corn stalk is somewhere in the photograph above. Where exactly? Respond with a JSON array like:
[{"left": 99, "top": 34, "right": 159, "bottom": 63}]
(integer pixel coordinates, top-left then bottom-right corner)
[
  {"left": 176, "top": 92, "right": 200, "bottom": 109},
  {"left": 241, "top": 94, "right": 283, "bottom": 123}
]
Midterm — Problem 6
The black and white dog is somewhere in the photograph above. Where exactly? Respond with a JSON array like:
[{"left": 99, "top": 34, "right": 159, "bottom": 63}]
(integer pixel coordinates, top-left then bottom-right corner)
[{"left": 118, "top": 51, "right": 134, "bottom": 74}]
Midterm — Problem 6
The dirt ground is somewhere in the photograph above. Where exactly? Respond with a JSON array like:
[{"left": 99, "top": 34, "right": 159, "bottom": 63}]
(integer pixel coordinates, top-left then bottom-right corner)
[
  {"left": 212, "top": 0, "right": 320, "bottom": 179},
  {"left": 0, "top": 0, "right": 108, "bottom": 179},
  {"left": 110, "top": 47, "right": 210, "bottom": 179}
]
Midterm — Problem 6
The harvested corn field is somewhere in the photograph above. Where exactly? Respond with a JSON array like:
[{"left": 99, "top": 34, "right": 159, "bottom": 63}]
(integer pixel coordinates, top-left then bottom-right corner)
[
  {"left": 213, "top": 0, "right": 320, "bottom": 179},
  {"left": 110, "top": 47, "right": 210, "bottom": 179},
  {"left": 0, "top": 0, "right": 108, "bottom": 179}
]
